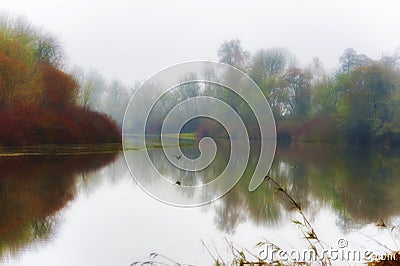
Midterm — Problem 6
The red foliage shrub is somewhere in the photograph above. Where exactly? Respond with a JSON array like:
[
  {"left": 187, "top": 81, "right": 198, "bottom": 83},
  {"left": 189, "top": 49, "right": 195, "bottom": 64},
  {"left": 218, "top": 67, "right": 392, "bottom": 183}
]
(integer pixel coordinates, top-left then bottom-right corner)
[
  {"left": 276, "top": 115, "right": 340, "bottom": 143},
  {"left": 0, "top": 102, "right": 121, "bottom": 146},
  {"left": 292, "top": 115, "right": 339, "bottom": 142},
  {"left": 0, "top": 60, "right": 121, "bottom": 146},
  {"left": 39, "top": 63, "right": 78, "bottom": 110},
  {"left": 276, "top": 117, "right": 303, "bottom": 141}
]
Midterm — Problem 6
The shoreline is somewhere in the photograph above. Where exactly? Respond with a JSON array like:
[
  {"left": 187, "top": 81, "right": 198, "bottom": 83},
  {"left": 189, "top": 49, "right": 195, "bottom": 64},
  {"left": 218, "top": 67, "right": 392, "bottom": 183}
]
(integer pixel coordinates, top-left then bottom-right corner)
[{"left": 0, "top": 143, "right": 123, "bottom": 156}]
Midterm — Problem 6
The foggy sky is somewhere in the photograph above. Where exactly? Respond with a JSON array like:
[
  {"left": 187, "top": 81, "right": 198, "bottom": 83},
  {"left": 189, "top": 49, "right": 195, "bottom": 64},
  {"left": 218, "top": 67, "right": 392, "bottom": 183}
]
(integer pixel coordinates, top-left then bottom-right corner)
[{"left": 1, "top": 0, "right": 400, "bottom": 85}]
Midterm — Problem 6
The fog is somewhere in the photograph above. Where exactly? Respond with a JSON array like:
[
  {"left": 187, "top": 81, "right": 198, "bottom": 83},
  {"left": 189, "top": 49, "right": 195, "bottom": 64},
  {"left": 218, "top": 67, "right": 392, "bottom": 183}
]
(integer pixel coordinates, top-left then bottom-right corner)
[{"left": 2, "top": 0, "right": 400, "bottom": 84}]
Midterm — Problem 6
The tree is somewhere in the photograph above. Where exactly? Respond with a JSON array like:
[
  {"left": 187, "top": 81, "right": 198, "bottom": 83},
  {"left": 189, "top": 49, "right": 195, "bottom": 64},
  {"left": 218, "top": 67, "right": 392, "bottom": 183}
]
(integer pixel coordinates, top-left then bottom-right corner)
[
  {"left": 103, "top": 80, "right": 130, "bottom": 126},
  {"left": 39, "top": 63, "right": 78, "bottom": 110},
  {"left": 0, "top": 14, "right": 121, "bottom": 145},
  {"left": 339, "top": 48, "right": 373, "bottom": 75},
  {"left": 34, "top": 32, "right": 63, "bottom": 66},
  {"left": 306, "top": 57, "right": 340, "bottom": 116},
  {"left": 250, "top": 48, "right": 294, "bottom": 79},
  {"left": 339, "top": 48, "right": 358, "bottom": 75},
  {"left": 80, "top": 79, "right": 93, "bottom": 109},
  {"left": 217, "top": 39, "right": 250, "bottom": 71},
  {"left": 311, "top": 78, "right": 338, "bottom": 115},
  {"left": 380, "top": 47, "right": 400, "bottom": 69},
  {"left": 308, "top": 57, "right": 326, "bottom": 84},
  {"left": 248, "top": 48, "right": 296, "bottom": 119},
  {"left": 335, "top": 63, "right": 399, "bottom": 145},
  {"left": 336, "top": 91, "right": 371, "bottom": 146},
  {"left": 0, "top": 17, "right": 38, "bottom": 107},
  {"left": 283, "top": 67, "right": 312, "bottom": 116}
]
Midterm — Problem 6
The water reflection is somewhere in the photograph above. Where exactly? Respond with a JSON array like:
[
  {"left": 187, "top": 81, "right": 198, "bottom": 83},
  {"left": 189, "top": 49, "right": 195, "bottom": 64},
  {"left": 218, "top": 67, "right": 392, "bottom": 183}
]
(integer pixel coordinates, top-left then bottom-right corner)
[
  {"left": 233, "top": 143, "right": 400, "bottom": 232},
  {"left": 131, "top": 142, "right": 400, "bottom": 233},
  {"left": 2, "top": 143, "right": 400, "bottom": 264},
  {"left": 0, "top": 154, "right": 118, "bottom": 261},
  {"left": 276, "top": 144, "right": 400, "bottom": 223}
]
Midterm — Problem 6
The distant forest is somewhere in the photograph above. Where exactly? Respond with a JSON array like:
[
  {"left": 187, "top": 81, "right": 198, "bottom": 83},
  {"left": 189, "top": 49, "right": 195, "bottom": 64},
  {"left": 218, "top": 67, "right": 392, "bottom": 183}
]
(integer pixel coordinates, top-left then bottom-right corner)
[
  {"left": 142, "top": 39, "right": 400, "bottom": 147},
  {"left": 84, "top": 37, "right": 400, "bottom": 147},
  {"left": 217, "top": 39, "right": 400, "bottom": 147}
]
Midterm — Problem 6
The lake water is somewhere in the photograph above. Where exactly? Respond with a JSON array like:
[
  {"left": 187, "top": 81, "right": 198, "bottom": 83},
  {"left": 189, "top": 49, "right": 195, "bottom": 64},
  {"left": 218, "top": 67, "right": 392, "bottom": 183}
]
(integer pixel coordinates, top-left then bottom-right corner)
[{"left": 1, "top": 143, "right": 400, "bottom": 265}]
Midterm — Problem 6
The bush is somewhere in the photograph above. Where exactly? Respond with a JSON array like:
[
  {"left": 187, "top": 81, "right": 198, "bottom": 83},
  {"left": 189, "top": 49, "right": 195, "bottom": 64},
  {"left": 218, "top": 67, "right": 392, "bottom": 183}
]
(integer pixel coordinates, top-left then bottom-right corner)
[
  {"left": 276, "top": 115, "right": 340, "bottom": 143},
  {"left": 292, "top": 115, "right": 340, "bottom": 142},
  {"left": 0, "top": 105, "right": 120, "bottom": 146}
]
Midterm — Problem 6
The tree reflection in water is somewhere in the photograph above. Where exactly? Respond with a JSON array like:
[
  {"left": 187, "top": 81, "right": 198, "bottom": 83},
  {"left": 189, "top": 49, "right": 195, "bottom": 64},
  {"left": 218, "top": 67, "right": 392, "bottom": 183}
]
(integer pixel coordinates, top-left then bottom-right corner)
[
  {"left": 0, "top": 153, "right": 118, "bottom": 261},
  {"left": 2, "top": 142, "right": 400, "bottom": 262},
  {"left": 145, "top": 141, "right": 400, "bottom": 233}
]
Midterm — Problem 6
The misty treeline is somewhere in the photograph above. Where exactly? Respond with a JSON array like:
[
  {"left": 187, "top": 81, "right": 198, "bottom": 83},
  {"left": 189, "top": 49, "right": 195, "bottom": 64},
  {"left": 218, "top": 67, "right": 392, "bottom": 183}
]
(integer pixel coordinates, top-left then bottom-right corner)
[
  {"left": 219, "top": 39, "right": 400, "bottom": 146},
  {"left": 0, "top": 15, "right": 120, "bottom": 145},
  {"left": 142, "top": 39, "right": 400, "bottom": 146},
  {"left": 208, "top": 39, "right": 400, "bottom": 146},
  {"left": 73, "top": 68, "right": 134, "bottom": 127}
]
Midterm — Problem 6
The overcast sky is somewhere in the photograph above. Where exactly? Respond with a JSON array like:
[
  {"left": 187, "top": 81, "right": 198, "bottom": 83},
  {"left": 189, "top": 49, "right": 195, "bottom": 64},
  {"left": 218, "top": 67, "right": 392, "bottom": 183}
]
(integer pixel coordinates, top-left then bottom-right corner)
[{"left": 1, "top": 0, "right": 400, "bottom": 85}]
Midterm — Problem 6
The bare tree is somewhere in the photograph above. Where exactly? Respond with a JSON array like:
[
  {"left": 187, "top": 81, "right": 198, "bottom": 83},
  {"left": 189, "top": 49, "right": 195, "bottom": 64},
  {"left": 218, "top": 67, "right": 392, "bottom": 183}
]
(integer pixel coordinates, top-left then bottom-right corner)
[{"left": 217, "top": 39, "right": 250, "bottom": 71}]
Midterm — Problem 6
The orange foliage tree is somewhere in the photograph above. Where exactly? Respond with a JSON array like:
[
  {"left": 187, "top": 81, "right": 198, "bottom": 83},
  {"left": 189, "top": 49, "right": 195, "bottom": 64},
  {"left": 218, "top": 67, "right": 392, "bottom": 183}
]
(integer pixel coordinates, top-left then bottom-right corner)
[{"left": 0, "top": 15, "right": 121, "bottom": 146}]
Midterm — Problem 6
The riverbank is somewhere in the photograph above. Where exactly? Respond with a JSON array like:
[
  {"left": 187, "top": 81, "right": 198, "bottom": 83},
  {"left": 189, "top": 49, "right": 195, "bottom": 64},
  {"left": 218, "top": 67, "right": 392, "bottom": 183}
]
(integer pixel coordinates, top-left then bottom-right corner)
[
  {"left": 0, "top": 143, "right": 122, "bottom": 157},
  {"left": 277, "top": 115, "right": 400, "bottom": 148}
]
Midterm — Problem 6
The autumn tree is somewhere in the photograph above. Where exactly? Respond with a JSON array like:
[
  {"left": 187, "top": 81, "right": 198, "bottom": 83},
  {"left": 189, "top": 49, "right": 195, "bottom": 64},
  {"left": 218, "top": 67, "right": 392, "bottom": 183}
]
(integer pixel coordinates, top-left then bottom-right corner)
[
  {"left": 0, "top": 14, "right": 121, "bottom": 145},
  {"left": 39, "top": 63, "right": 78, "bottom": 110}
]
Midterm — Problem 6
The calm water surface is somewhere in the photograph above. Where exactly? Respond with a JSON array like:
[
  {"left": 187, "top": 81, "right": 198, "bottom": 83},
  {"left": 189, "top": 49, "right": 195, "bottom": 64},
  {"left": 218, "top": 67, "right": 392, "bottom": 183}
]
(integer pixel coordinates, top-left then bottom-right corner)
[{"left": 1, "top": 143, "right": 400, "bottom": 265}]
